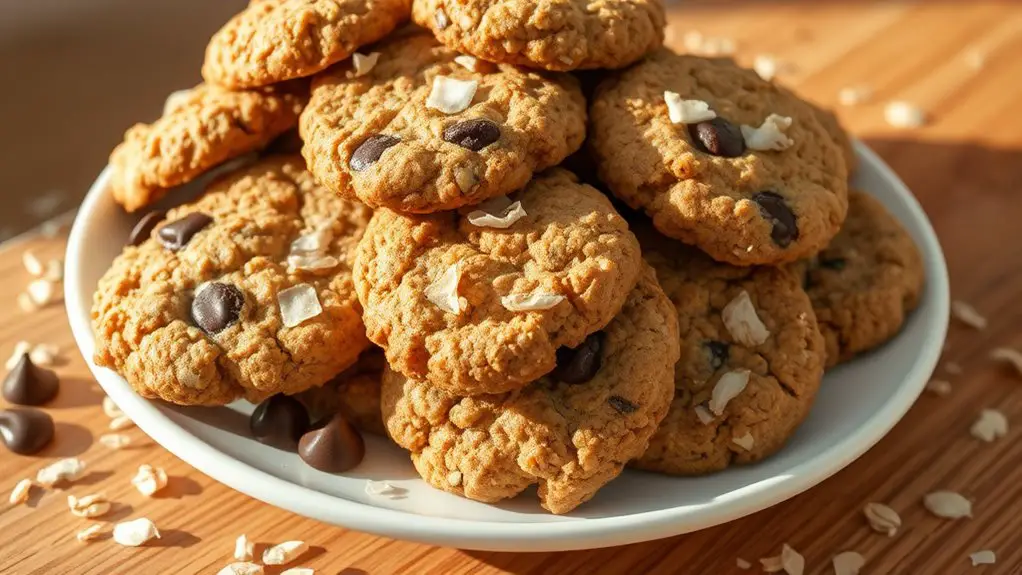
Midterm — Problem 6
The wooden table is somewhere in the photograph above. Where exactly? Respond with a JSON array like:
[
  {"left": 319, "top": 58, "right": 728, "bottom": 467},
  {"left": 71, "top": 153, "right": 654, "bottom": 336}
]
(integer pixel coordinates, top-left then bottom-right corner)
[{"left": 3, "top": 2, "right": 1022, "bottom": 573}]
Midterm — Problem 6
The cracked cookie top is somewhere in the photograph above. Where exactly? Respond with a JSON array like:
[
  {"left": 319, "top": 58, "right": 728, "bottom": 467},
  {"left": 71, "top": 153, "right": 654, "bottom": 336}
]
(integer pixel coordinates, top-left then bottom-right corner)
[
  {"left": 109, "top": 83, "right": 305, "bottom": 212},
  {"left": 202, "top": 0, "right": 411, "bottom": 88},
  {"left": 590, "top": 51, "right": 849, "bottom": 266},
  {"left": 802, "top": 190, "right": 924, "bottom": 367},
  {"left": 412, "top": 0, "right": 666, "bottom": 71},
  {"left": 299, "top": 30, "right": 586, "bottom": 213},
  {"left": 93, "top": 155, "right": 372, "bottom": 405},
  {"left": 382, "top": 265, "right": 678, "bottom": 514},
  {"left": 631, "top": 227, "right": 825, "bottom": 475},
  {"left": 354, "top": 168, "right": 642, "bottom": 396}
]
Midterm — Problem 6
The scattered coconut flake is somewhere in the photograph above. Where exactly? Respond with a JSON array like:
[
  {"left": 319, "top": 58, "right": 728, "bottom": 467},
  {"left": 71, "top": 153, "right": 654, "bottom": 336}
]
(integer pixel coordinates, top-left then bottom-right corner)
[
  {"left": 923, "top": 491, "right": 973, "bottom": 519},
  {"left": 281, "top": 569, "right": 314, "bottom": 575},
  {"left": 694, "top": 405, "right": 714, "bottom": 425},
  {"left": 218, "top": 564, "right": 264, "bottom": 575},
  {"left": 780, "top": 544, "right": 805, "bottom": 575},
  {"left": 832, "top": 551, "right": 865, "bottom": 575},
  {"left": 163, "top": 88, "right": 193, "bottom": 115},
  {"left": 970, "top": 409, "right": 1008, "bottom": 442},
  {"left": 990, "top": 347, "right": 1022, "bottom": 376},
  {"left": 741, "top": 114, "right": 794, "bottom": 151},
  {"left": 722, "top": 290, "right": 771, "bottom": 346},
  {"left": 951, "top": 300, "right": 987, "bottom": 329},
  {"left": 36, "top": 458, "right": 87, "bottom": 486},
  {"left": 753, "top": 54, "right": 779, "bottom": 81},
  {"left": 27, "top": 279, "right": 56, "bottom": 306},
  {"left": 44, "top": 259, "right": 63, "bottom": 282},
  {"left": 29, "top": 343, "right": 59, "bottom": 367},
  {"left": 925, "top": 379, "right": 952, "bottom": 397},
  {"left": 466, "top": 197, "right": 527, "bottom": 229},
  {"left": 682, "top": 31, "right": 737, "bottom": 56},
  {"left": 132, "top": 464, "right": 169, "bottom": 497},
  {"left": 76, "top": 524, "right": 104, "bottom": 543},
  {"left": 278, "top": 284, "right": 323, "bottom": 328},
  {"left": 454, "top": 54, "right": 486, "bottom": 72},
  {"left": 262, "top": 540, "right": 309, "bottom": 566},
  {"left": 760, "top": 555, "right": 784, "bottom": 573},
  {"left": 113, "top": 518, "right": 160, "bottom": 547},
  {"left": 732, "top": 432, "right": 755, "bottom": 451},
  {"left": 9, "top": 479, "right": 32, "bottom": 505},
  {"left": 838, "top": 86, "right": 872, "bottom": 107},
  {"left": 424, "top": 262, "right": 465, "bottom": 315},
  {"left": 68, "top": 493, "right": 111, "bottom": 518},
  {"left": 501, "top": 292, "right": 565, "bottom": 312},
  {"left": 709, "top": 370, "right": 751, "bottom": 415},
  {"left": 736, "top": 558, "right": 752, "bottom": 570},
  {"left": 350, "top": 52, "right": 380, "bottom": 77},
  {"left": 102, "top": 396, "right": 124, "bottom": 419},
  {"left": 287, "top": 254, "right": 339, "bottom": 273},
  {"left": 290, "top": 229, "right": 332, "bottom": 254},
  {"left": 17, "top": 292, "right": 37, "bottom": 312},
  {"left": 885, "top": 101, "right": 927, "bottom": 128},
  {"left": 235, "top": 534, "right": 255, "bottom": 561},
  {"left": 863, "top": 502, "right": 901, "bottom": 536},
  {"left": 426, "top": 75, "right": 478, "bottom": 114},
  {"left": 5, "top": 341, "right": 31, "bottom": 369},
  {"left": 664, "top": 92, "right": 716, "bottom": 124},
  {"left": 944, "top": 361, "right": 963, "bottom": 375},
  {"left": 970, "top": 550, "right": 996, "bottom": 566},
  {"left": 109, "top": 415, "right": 135, "bottom": 431},
  {"left": 22, "top": 251, "right": 44, "bottom": 276},
  {"left": 964, "top": 50, "right": 986, "bottom": 71},
  {"left": 365, "top": 480, "right": 407, "bottom": 499},
  {"left": 99, "top": 433, "right": 132, "bottom": 450}
]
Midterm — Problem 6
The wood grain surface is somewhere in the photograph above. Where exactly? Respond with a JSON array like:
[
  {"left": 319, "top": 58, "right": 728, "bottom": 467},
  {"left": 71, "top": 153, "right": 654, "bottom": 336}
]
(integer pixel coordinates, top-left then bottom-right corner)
[{"left": 3, "top": 1, "right": 1022, "bottom": 573}]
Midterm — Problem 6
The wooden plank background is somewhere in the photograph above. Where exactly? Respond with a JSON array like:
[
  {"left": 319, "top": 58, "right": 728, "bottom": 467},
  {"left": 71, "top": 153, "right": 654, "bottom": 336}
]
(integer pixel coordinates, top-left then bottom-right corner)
[{"left": 3, "top": 1, "right": 1022, "bottom": 573}]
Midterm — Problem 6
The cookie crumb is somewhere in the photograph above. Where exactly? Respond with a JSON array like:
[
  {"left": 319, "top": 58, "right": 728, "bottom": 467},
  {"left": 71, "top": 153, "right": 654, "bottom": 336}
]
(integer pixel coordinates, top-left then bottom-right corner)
[
  {"left": 350, "top": 52, "right": 380, "bottom": 78},
  {"left": 217, "top": 563, "right": 263, "bottom": 575},
  {"left": 736, "top": 557, "right": 752, "bottom": 570},
  {"left": 694, "top": 405, "right": 714, "bottom": 424},
  {"left": 36, "top": 458, "right": 87, "bottom": 486},
  {"left": 466, "top": 197, "right": 527, "bottom": 229},
  {"left": 426, "top": 76, "right": 478, "bottom": 114},
  {"left": 722, "top": 290, "right": 770, "bottom": 346},
  {"left": 132, "top": 464, "right": 169, "bottom": 497},
  {"left": 884, "top": 101, "right": 927, "bottom": 128},
  {"left": 989, "top": 347, "right": 1022, "bottom": 376},
  {"left": 424, "top": 262, "right": 465, "bottom": 315},
  {"left": 99, "top": 433, "right": 132, "bottom": 450},
  {"left": 923, "top": 491, "right": 972, "bottom": 519},
  {"left": 113, "top": 517, "right": 160, "bottom": 547},
  {"left": 235, "top": 534, "right": 254, "bottom": 561},
  {"left": 709, "top": 370, "right": 750, "bottom": 415},
  {"left": 109, "top": 415, "right": 136, "bottom": 431},
  {"left": 262, "top": 540, "right": 309, "bottom": 566},
  {"left": 22, "top": 251, "right": 44, "bottom": 276},
  {"left": 102, "top": 396, "right": 124, "bottom": 419},
  {"left": 501, "top": 292, "right": 564, "bottom": 312},
  {"left": 970, "top": 409, "right": 1008, "bottom": 442},
  {"left": 9, "top": 478, "right": 33, "bottom": 505},
  {"left": 838, "top": 86, "right": 872, "bottom": 106},
  {"left": 76, "top": 524, "right": 105, "bottom": 543},
  {"left": 951, "top": 300, "right": 987, "bottom": 329},
  {"left": 925, "top": 379, "right": 952, "bottom": 397},
  {"left": 832, "top": 551, "right": 865, "bottom": 575},
  {"left": 278, "top": 284, "right": 323, "bottom": 328},
  {"left": 732, "top": 432, "right": 755, "bottom": 451},
  {"left": 663, "top": 92, "right": 716, "bottom": 124},
  {"left": 68, "top": 493, "right": 112, "bottom": 518},
  {"left": 5, "top": 341, "right": 32, "bottom": 369},
  {"left": 863, "top": 502, "right": 901, "bottom": 536},
  {"left": 741, "top": 114, "right": 794, "bottom": 151},
  {"left": 970, "top": 550, "right": 996, "bottom": 566}
]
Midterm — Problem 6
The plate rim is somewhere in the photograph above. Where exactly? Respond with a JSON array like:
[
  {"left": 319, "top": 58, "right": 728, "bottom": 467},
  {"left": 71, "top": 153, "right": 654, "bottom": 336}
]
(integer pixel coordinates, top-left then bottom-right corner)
[{"left": 63, "top": 142, "right": 950, "bottom": 552}]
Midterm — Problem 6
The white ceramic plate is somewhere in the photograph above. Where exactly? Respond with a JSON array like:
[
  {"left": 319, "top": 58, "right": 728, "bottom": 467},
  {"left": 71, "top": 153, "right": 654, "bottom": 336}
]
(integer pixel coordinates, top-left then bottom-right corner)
[{"left": 65, "top": 142, "right": 949, "bottom": 552}]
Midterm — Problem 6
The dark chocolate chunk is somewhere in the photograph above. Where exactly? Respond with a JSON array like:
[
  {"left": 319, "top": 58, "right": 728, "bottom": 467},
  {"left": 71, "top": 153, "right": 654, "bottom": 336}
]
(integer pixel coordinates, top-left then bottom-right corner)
[
  {"left": 2, "top": 354, "right": 59, "bottom": 406},
  {"left": 608, "top": 395, "right": 638, "bottom": 414},
  {"left": 128, "top": 210, "right": 166, "bottom": 246},
  {"left": 157, "top": 212, "right": 213, "bottom": 251},
  {"left": 0, "top": 408, "right": 54, "bottom": 455},
  {"left": 705, "top": 340, "right": 730, "bottom": 371},
  {"left": 298, "top": 414, "right": 365, "bottom": 473},
  {"left": 191, "top": 282, "right": 244, "bottom": 335},
  {"left": 350, "top": 135, "right": 400, "bottom": 172},
  {"left": 552, "top": 332, "right": 604, "bottom": 385},
  {"left": 250, "top": 395, "right": 309, "bottom": 450},
  {"left": 752, "top": 191, "right": 798, "bottom": 247},
  {"left": 443, "top": 119, "right": 501, "bottom": 151},
  {"left": 688, "top": 117, "right": 745, "bottom": 157}
]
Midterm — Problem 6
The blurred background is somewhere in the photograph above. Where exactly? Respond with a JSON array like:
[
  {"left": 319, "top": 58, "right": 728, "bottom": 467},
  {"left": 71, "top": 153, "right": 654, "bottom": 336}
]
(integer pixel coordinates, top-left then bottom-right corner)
[{"left": 0, "top": 0, "right": 246, "bottom": 241}]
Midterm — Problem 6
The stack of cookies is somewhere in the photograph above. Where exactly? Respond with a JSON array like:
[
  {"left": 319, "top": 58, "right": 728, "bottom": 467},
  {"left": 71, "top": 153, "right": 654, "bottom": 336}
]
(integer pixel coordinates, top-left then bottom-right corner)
[{"left": 91, "top": 0, "right": 925, "bottom": 514}]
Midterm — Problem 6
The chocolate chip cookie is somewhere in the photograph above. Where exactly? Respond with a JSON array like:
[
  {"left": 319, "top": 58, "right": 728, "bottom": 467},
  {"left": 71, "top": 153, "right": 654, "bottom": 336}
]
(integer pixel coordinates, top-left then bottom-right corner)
[
  {"left": 109, "top": 83, "right": 305, "bottom": 212},
  {"left": 300, "top": 29, "right": 586, "bottom": 213},
  {"left": 202, "top": 0, "right": 411, "bottom": 88},
  {"left": 803, "top": 190, "right": 924, "bottom": 367},
  {"left": 382, "top": 266, "right": 678, "bottom": 513},
  {"left": 354, "top": 168, "right": 642, "bottom": 396},
  {"left": 590, "top": 51, "right": 849, "bottom": 266},
  {"left": 631, "top": 227, "right": 825, "bottom": 475},
  {"left": 412, "top": 0, "right": 665, "bottom": 71},
  {"left": 93, "top": 155, "right": 373, "bottom": 405},
  {"left": 298, "top": 347, "right": 386, "bottom": 435}
]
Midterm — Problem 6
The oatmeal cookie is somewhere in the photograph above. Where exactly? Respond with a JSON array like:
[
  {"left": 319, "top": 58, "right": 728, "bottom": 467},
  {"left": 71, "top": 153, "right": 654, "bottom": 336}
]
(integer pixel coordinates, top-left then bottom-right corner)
[{"left": 297, "top": 347, "right": 386, "bottom": 435}]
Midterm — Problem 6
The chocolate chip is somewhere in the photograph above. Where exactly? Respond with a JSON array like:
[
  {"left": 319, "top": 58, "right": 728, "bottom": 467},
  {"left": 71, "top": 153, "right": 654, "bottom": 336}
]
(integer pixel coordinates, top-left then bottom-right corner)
[
  {"left": 435, "top": 8, "right": 449, "bottom": 29},
  {"left": 443, "top": 119, "right": 501, "bottom": 151},
  {"left": 350, "top": 135, "right": 400, "bottom": 172},
  {"left": 752, "top": 191, "right": 798, "bottom": 247},
  {"left": 0, "top": 408, "right": 54, "bottom": 455},
  {"left": 819, "top": 258, "right": 846, "bottom": 270},
  {"left": 552, "top": 332, "right": 604, "bottom": 384},
  {"left": 128, "top": 210, "right": 166, "bottom": 246},
  {"left": 2, "top": 354, "right": 59, "bottom": 406},
  {"left": 250, "top": 395, "right": 309, "bottom": 450},
  {"left": 298, "top": 414, "right": 365, "bottom": 473},
  {"left": 705, "top": 341, "right": 730, "bottom": 371},
  {"left": 608, "top": 396, "right": 638, "bottom": 414},
  {"left": 191, "top": 282, "right": 244, "bottom": 335},
  {"left": 157, "top": 212, "right": 213, "bottom": 251},
  {"left": 688, "top": 117, "right": 745, "bottom": 157}
]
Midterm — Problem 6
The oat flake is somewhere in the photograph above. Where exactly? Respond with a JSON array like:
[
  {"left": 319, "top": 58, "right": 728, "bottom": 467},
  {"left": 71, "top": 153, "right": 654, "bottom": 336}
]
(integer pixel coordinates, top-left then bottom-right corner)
[
  {"left": 838, "top": 86, "right": 872, "bottom": 106},
  {"left": 760, "top": 555, "right": 784, "bottom": 573},
  {"left": 832, "top": 551, "right": 865, "bottom": 575},
  {"left": 28, "top": 343, "right": 59, "bottom": 367},
  {"left": 736, "top": 558, "right": 752, "bottom": 570},
  {"left": 501, "top": 292, "right": 564, "bottom": 312},
  {"left": 780, "top": 544, "right": 805, "bottom": 575},
  {"left": 102, "top": 396, "right": 124, "bottom": 419},
  {"left": 709, "top": 370, "right": 750, "bottom": 415},
  {"left": 68, "top": 493, "right": 111, "bottom": 518},
  {"left": 454, "top": 54, "right": 482, "bottom": 72},
  {"left": 109, "top": 415, "right": 135, "bottom": 431},
  {"left": 132, "top": 464, "right": 168, "bottom": 497},
  {"left": 99, "top": 433, "right": 132, "bottom": 450},
  {"left": 426, "top": 75, "right": 478, "bottom": 114},
  {"left": 217, "top": 562, "right": 264, "bottom": 575},
  {"left": 990, "top": 347, "right": 1022, "bottom": 376},
  {"left": 22, "top": 251, "right": 44, "bottom": 276},
  {"left": 732, "top": 432, "right": 755, "bottom": 451},
  {"left": 694, "top": 405, "right": 714, "bottom": 425},
  {"left": 27, "top": 278, "right": 56, "bottom": 306},
  {"left": 36, "top": 458, "right": 86, "bottom": 486},
  {"left": 287, "top": 253, "right": 339, "bottom": 273},
  {"left": 5, "top": 341, "right": 31, "bottom": 369},
  {"left": 9, "top": 478, "right": 32, "bottom": 505},
  {"left": 753, "top": 54, "right": 779, "bottom": 81},
  {"left": 263, "top": 540, "right": 309, "bottom": 566},
  {"left": 281, "top": 569, "right": 314, "bottom": 575},
  {"left": 885, "top": 101, "right": 927, "bottom": 128},
  {"left": 863, "top": 502, "right": 901, "bottom": 536},
  {"left": 925, "top": 379, "right": 952, "bottom": 397},
  {"left": 722, "top": 290, "right": 770, "bottom": 346},
  {"left": 351, "top": 52, "right": 380, "bottom": 77},
  {"left": 424, "top": 262, "right": 465, "bottom": 315},
  {"left": 113, "top": 518, "right": 160, "bottom": 547},
  {"left": 741, "top": 114, "right": 794, "bottom": 151},
  {"left": 235, "top": 534, "right": 254, "bottom": 561},
  {"left": 951, "top": 300, "right": 987, "bottom": 329},
  {"left": 970, "top": 550, "right": 996, "bottom": 566},
  {"left": 663, "top": 92, "right": 716, "bottom": 124},
  {"left": 466, "top": 197, "right": 527, "bottom": 229},
  {"left": 923, "top": 491, "right": 972, "bottom": 519},
  {"left": 278, "top": 284, "right": 323, "bottom": 328},
  {"left": 76, "top": 523, "right": 104, "bottom": 543},
  {"left": 44, "top": 259, "right": 63, "bottom": 282},
  {"left": 970, "top": 409, "right": 1008, "bottom": 442}
]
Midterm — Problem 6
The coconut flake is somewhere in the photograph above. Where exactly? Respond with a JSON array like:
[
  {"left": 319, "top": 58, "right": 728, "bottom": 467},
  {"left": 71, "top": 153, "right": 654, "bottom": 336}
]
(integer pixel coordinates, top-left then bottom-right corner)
[
  {"left": 102, "top": 396, "right": 124, "bottom": 419},
  {"left": 217, "top": 564, "right": 264, "bottom": 575},
  {"left": 780, "top": 544, "right": 805, "bottom": 575},
  {"left": 280, "top": 569, "right": 314, "bottom": 575},
  {"left": 9, "top": 479, "right": 32, "bottom": 505},
  {"left": 923, "top": 491, "right": 973, "bottom": 519},
  {"left": 287, "top": 254, "right": 339, "bottom": 273},
  {"left": 970, "top": 409, "right": 1008, "bottom": 442},
  {"left": 732, "top": 432, "right": 755, "bottom": 451},
  {"left": 132, "top": 464, "right": 169, "bottom": 497},
  {"left": 424, "top": 262, "right": 465, "bottom": 315},
  {"left": 351, "top": 52, "right": 380, "bottom": 78},
  {"left": 760, "top": 555, "right": 784, "bottom": 573},
  {"left": 76, "top": 524, "right": 105, "bottom": 543},
  {"left": 951, "top": 300, "right": 986, "bottom": 329},
  {"left": 990, "top": 347, "right": 1022, "bottom": 376},
  {"left": 753, "top": 54, "right": 779, "bottom": 81},
  {"left": 736, "top": 558, "right": 752, "bottom": 570},
  {"left": 262, "top": 540, "right": 308, "bottom": 566},
  {"left": 863, "top": 502, "right": 901, "bottom": 536},
  {"left": 99, "top": 433, "right": 132, "bottom": 450},
  {"left": 454, "top": 54, "right": 488, "bottom": 73},
  {"left": 722, "top": 290, "right": 770, "bottom": 346},
  {"left": 5, "top": 341, "right": 31, "bottom": 369},
  {"left": 944, "top": 361, "right": 963, "bottom": 375},
  {"left": 28, "top": 343, "right": 59, "bottom": 367},
  {"left": 365, "top": 480, "right": 407, "bottom": 499},
  {"left": 885, "top": 101, "right": 927, "bottom": 128},
  {"left": 235, "top": 534, "right": 255, "bottom": 561},
  {"left": 970, "top": 550, "right": 996, "bottom": 566},
  {"left": 278, "top": 284, "right": 323, "bottom": 328},
  {"left": 27, "top": 279, "right": 57, "bottom": 306},
  {"left": 741, "top": 114, "right": 794, "bottom": 151},
  {"left": 694, "top": 405, "right": 715, "bottom": 424},
  {"left": 839, "top": 86, "right": 872, "bottom": 106},
  {"left": 709, "top": 370, "right": 751, "bottom": 415},
  {"left": 664, "top": 92, "right": 716, "bottom": 124},
  {"left": 36, "top": 458, "right": 87, "bottom": 486},
  {"left": 466, "top": 197, "right": 527, "bottom": 229},
  {"left": 925, "top": 379, "right": 952, "bottom": 396},
  {"left": 290, "top": 229, "right": 332, "bottom": 254},
  {"left": 112, "top": 518, "right": 160, "bottom": 547},
  {"left": 44, "top": 259, "right": 64, "bottom": 282},
  {"left": 109, "top": 415, "right": 135, "bottom": 431},
  {"left": 832, "top": 551, "right": 865, "bottom": 575},
  {"left": 426, "top": 76, "right": 478, "bottom": 114},
  {"left": 22, "top": 251, "right": 44, "bottom": 276},
  {"left": 501, "top": 292, "right": 565, "bottom": 312},
  {"left": 68, "top": 493, "right": 112, "bottom": 518}
]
